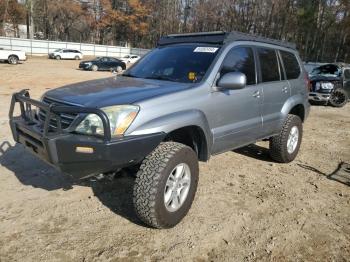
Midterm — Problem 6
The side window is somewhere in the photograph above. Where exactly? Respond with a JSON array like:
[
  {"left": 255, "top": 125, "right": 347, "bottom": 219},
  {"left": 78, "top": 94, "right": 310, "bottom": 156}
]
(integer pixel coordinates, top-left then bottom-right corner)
[
  {"left": 257, "top": 48, "right": 280, "bottom": 82},
  {"left": 63, "top": 49, "right": 68, "bottom": 53},
  {"left": 343, "top": 69, "right": 350, "bottom": 80},
  {"left": 220, "top": 47, "right": 256, "bottom": 85},
  {"left": 280, "top": 51, "right": 301, "bottom": 79}
]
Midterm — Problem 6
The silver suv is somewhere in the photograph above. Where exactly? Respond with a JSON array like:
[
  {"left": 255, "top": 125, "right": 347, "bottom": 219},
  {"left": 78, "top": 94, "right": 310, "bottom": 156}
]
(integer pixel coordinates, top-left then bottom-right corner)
[{"left": 9, "top": 31, "right": 310, "bottom": 228}]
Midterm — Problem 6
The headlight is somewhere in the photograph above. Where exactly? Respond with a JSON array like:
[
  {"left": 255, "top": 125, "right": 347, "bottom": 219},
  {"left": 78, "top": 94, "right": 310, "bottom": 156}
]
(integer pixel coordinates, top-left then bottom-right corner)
[
  {"left": 321, "top": 82, "right": 334, "bottom": 90},
  {"left": 75, "top": 105, "right": 139, "bottom": 137},
  {"left": 86, "top": 62, "right": 92, "bottom": 66}
]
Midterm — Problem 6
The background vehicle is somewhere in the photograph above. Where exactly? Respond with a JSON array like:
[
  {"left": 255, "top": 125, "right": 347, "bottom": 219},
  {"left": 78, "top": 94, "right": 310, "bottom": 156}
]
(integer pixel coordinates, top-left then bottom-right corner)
[
  {"left": 79, "top": 57, "right": 126, "bottom": 72},
  {"left": 120, "top": 54, "right": 140, "bottom": 64},
  {"left": 309, "top": 63, "right": 350, "bottom": 107},
  {"left": 0, "top": 48, "right": 26, "bottom": 64},
  {"left": 48, "top": 49, "right": 83, "bottom": 60},
  {"left": 9, "top": 31, "right": 309, "bottom": 229}
]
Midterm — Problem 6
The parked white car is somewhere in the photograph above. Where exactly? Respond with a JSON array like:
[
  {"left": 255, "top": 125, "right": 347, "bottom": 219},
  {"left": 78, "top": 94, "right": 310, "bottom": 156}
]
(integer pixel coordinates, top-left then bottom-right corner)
[
  {"left": 0, "top": 49, "right": 26, "bottom": 64},
  {"left": 48, "top": 49, "right": 83, "bottom": 60},
  {"left": 120, "top": 54, "right": 140, "bottom": 64}
]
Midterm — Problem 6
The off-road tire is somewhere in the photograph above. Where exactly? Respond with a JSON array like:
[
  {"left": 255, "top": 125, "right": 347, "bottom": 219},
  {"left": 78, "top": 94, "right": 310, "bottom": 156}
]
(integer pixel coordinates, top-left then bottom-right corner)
[
  {"left": 269, "top": 114, "right": 303, "bottom": 163},
  {"left": 91, "top": 65, "right": 98, "bottom": 71},
  {"left": 133, "top": 142, "right": 199, "bottom": 229},
  {"left": 329, "top": 88, "right": 348, "bottom": 107},
  {"left": 8, "top": 55, "right": 19, "bottom": 65},
  {"left": 55, "top": 55, "right": 61, "bottom": 60}
]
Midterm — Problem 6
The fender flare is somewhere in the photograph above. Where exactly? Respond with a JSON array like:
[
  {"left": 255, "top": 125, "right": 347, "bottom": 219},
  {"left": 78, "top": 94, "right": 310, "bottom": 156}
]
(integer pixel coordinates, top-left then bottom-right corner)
[{"left": 129, "top": 109, "right": 213, "bottom": 157}]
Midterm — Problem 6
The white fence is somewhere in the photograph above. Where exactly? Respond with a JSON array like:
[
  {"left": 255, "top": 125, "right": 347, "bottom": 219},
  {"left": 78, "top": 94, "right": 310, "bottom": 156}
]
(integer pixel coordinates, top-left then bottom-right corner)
[{"left": 0, "top": 37, "right": 149, "bottom": 58}]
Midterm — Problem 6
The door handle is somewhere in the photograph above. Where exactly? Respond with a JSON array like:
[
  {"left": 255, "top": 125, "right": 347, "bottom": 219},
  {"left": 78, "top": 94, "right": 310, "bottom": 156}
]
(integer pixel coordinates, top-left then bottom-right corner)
[
  {"left": 282, "top": 86, "right": 289, "bottom": 93},
  {"left": 252, "top": 90, "right": 260, "bottom": 98}
]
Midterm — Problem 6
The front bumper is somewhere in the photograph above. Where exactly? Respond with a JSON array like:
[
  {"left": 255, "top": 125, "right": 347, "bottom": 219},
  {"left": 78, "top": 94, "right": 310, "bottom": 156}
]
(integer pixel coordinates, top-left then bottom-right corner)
[
  {"left": 309, "top": 92, "right": 331, "bottom": 102},
  {"left": 9, "top": 90, "right": 165, "bottom": 179},
  {"left": 79, "top": 63, "right": 92, "bottom": 70}
]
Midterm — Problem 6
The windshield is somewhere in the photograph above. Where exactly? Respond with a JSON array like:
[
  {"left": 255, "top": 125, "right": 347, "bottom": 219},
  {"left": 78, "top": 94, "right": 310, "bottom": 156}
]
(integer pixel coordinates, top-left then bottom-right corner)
[
  {"left": 54, "top": 49, "right": 62, "bottom": 52},
  {"left": 123, "top": 44, "right": 220, "bottom": 83},
  {"left": 310, "top": 64, "right": 341, "bottom": 77}
]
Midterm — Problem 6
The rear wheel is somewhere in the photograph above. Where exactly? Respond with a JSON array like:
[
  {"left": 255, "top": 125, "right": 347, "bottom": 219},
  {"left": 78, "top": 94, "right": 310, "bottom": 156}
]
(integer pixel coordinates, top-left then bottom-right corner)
[
  {"left": 269, "top": 114, "right": 303, "bottom": 163},
  {"left": 133, "top": 142, "right": 199, "bottom": 228},
  {"left": 8, "top": 55, "right": 19, "bottom": 65},
  {"left": 116, "top": 66, "right": 123, "bottom": 73},
  {"left": 329, "top": 89, "right": 348, "bottom": 107}
]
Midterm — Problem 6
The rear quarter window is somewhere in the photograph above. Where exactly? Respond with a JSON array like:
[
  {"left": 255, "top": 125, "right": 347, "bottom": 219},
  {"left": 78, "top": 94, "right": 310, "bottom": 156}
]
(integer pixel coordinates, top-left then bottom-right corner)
[
  {"left": 280, "top": 51, "right": 301, "bottom": 79},
  {"left": 257, "top": 48, "right": 280, "bottom": 82}
]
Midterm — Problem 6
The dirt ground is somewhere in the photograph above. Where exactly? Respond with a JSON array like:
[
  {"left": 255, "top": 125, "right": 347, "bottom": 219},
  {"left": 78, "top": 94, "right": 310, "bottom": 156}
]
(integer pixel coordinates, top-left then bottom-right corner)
[{"left": 0, "top": 57, "right": 349, "bottom": 262}]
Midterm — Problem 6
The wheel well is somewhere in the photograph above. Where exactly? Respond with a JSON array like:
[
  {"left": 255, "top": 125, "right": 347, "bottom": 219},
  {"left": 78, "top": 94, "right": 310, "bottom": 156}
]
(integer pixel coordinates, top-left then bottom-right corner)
[
  {"left": 289, "top": 104, "right": 305, "bottom": 122},
  {"left": 164, "top": 126, "right": 208, "bottom": 161},
  {"left": 8, "top": 54, "right": 18, "bottom": 59}
]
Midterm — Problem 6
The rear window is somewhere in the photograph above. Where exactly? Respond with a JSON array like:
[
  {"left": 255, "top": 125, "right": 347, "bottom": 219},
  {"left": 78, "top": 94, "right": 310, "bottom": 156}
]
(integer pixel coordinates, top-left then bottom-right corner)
[
  {"left": 280, "top": 51, "right": 301, "bottom": 79},
  {"left": 257, "top": 48, "right": 280, "bottom": 82}
]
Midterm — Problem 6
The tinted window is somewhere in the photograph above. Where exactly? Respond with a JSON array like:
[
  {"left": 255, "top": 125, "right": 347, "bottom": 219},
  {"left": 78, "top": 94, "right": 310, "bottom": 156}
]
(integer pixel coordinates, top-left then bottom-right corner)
[
  {"left": 344, "top": 69, "right": 350, "bottom": 80},
  {"left": 124, "top": 44, "right": 220, "bottom": 83},
  {"left": 220, "top": 47, "right": 256, "bottom": 85},
  {"left": 258, "top": 48, "right": 280, "bottom": 82},
  {"left": 280, "top": 51, "right": 301, "bottom": 79}
]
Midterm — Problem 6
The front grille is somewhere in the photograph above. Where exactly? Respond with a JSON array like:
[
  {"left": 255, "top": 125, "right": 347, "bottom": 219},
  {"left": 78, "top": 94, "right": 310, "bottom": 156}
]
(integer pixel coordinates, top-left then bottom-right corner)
[{"left": 38, "top": 97, "right": 78, "bottom": 130}]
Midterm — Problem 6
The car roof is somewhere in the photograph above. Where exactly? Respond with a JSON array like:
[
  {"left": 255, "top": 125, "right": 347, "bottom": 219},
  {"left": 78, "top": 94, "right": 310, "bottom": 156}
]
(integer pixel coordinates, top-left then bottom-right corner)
[{"left": 158, "top": 31, "right": 296, "bottom": 50}]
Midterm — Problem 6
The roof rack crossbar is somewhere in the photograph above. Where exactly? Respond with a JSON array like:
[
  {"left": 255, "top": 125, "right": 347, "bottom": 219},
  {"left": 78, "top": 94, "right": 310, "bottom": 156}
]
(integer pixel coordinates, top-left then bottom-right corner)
[{"left": 158, "top": 31, "right": 296, "bottom": 50}]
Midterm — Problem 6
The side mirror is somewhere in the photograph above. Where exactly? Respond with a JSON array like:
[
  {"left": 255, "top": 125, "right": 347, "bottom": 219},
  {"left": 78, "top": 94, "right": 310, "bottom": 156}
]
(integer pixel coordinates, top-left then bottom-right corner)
[{"left": 217, "top": 72, "right": 247, "bottom": 90}]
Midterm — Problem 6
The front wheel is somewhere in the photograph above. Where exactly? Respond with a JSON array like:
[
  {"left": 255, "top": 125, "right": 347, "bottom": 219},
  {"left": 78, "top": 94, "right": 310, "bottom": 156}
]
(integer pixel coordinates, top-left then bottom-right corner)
[
  {"left": 269, "top": 114, "right": 303, "bottom": 163},
  {"left": 329, "top": 89, "right": 348, "bottom": 107},
  {"left": 91, "top": 65, "right": 98, "bottom": 71},
  {"left": 133, "top": 142, "right": 199, "bottom": 228},
  {"left": 55, "top": 55, "right": 61, "bottom": 60}
]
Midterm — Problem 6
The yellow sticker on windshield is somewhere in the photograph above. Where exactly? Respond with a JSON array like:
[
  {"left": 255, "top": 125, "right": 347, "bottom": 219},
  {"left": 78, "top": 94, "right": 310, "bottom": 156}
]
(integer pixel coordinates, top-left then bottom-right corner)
[{"left": 188, "top": 72, "right": 196, "bottom": 81}]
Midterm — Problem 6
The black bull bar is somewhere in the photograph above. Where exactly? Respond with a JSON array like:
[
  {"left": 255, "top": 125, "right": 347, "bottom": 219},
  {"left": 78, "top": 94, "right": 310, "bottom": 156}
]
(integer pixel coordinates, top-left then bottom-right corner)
[{"left": 9, "top": 89, "right": 112, "bottom": 142}]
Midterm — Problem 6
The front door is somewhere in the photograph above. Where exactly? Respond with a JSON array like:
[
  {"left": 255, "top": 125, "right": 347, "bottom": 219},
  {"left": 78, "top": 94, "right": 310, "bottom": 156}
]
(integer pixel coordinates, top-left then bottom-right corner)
[{"left": 210, "top": 46, "right": 263, "bottom": 154}]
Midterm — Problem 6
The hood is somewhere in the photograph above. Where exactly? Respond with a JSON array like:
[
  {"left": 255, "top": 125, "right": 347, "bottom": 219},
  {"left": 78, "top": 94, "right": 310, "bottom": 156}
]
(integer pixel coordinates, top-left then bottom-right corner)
[
  {"left": 310, "top": 75, "right": 341, "bottom": 82},
  {"left": 80, "top": 60, "right": 95, "bottom": 64},
  {"left": 44, "top": 76, "right": 192, "bottom": 107}
]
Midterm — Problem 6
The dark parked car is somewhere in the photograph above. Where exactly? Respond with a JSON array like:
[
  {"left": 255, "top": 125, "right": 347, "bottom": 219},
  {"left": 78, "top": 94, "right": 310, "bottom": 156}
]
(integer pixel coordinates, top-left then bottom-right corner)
[
  {"left": 79, "top": 57, "right": 126, "bottom": 72},
  {"left": 309, "top": 63, "right": 350, "bottom": 107}
]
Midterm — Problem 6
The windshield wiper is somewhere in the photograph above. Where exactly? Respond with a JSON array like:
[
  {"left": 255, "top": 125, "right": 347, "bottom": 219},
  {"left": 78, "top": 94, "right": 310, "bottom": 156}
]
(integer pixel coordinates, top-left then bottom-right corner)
[{"left": 145, "top": 75, "right": 175, "bottom": 82}]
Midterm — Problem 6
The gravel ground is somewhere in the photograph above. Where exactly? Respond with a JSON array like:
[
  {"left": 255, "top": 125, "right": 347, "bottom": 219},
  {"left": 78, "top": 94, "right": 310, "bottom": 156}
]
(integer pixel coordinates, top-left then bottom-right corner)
[{"left": 0, "top": 57, "right": 349, "bottom": 262}]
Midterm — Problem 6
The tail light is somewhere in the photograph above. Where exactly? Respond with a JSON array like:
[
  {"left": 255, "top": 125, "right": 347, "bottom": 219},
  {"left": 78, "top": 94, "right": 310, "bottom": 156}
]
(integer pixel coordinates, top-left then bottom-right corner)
[{"left": 304, "top": 72, "right": 312, "bottom": 92}]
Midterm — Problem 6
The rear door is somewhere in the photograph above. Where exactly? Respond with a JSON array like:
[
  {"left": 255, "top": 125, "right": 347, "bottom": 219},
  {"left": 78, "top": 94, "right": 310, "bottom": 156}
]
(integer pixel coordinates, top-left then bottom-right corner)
[
  {"left": 279, "top": 50, "right": 303, "bottom": 97},
  {"left": 257, "top": 47, "right": 290, "bottom": 136}
]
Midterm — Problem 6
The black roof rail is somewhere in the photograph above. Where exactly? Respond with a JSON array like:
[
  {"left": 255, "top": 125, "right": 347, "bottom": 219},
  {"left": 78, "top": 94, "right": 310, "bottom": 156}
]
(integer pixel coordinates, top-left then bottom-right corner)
[{"left": 158, "top": 31, "right": 296, "bottom": 50}]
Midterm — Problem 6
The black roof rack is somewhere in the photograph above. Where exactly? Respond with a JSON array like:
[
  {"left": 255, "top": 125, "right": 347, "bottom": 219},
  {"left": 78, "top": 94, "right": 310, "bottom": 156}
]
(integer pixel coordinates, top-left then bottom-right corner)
[{"left": 158, "top": 31, "right": 296, "bottom": 50}]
